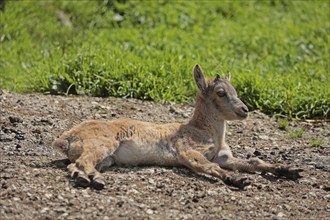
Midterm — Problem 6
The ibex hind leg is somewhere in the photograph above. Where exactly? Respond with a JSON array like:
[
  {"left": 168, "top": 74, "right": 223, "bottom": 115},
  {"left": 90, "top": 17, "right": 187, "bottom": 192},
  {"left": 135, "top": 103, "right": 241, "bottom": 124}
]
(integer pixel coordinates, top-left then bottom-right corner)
[
  {"left": 74, "top": 155, "right": 109, "bottom": 189},
  {"left": 67, "top": 163, "right": 91, "bottom": 187},
  {"left": 61, "top": 141, "right": 93, "bottom": 187},
  {"left": 68, "top": 144, "right": 116, "bottom": 190}
]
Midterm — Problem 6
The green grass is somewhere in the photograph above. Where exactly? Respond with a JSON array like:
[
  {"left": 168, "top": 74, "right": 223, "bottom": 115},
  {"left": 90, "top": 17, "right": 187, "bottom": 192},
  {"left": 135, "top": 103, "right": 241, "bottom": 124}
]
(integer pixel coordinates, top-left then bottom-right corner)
[
  {"left": 1, "top": 0, "right": 329, "bottom": 119},
  {"left": 309, "top": 138, "right": 325, "bottom": 148},
  {"left": 277, "top": 119, "right": 289, "bottom": 131},
  {"left": 287, "top": 128, "right": 304, "bottom": 139}
]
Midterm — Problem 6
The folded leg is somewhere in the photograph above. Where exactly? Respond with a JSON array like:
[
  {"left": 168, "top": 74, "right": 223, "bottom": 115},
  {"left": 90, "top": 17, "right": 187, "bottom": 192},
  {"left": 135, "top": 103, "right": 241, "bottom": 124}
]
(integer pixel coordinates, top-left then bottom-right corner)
[
  {"left": 178, "top": 149, "right": 251, "bottom": 189},
  {"left": 67, "top": 140, "right": 116, "bottom": 189}
]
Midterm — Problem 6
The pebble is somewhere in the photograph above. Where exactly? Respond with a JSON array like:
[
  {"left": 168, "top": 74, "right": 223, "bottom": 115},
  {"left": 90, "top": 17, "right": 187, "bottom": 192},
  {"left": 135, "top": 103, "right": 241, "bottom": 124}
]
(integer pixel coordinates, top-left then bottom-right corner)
[
  {"left": 13, "top": 197, "right": 20, "bottom": 201},
  {"left": 15, "top": 133, "right": 25, "bottom": 140},
  {"left": 0, "top": 134, "right": 13, "bottom": 142},
  {"left": 148, "top": 178, "right": 155, "bottom": 185},
  {"left": 277, "top": 212, "right": 285, "bottom": 218},
  {"left": 253, "top": 149, "right": 262, "bottom": 156},
  {"left": 44, "top": 193, "right": 52, "bottom": 199},
  {"left": 207, "top": 189, "right": 217, "bottom": 196},
  {"left": 283, "top": 204, "right": 291, "bottom": 211},
  {"left": 9, "top": 116, "right": 23, "bottom": 124},
  {"left": 259, "top": 135, "right": 269, "bottom": 140},
  {"left": 40, "top": 207, "right": 49, "bottom": 213},
  {"left": 15, "top": 144, "right": 22, "bottom": 149},
  {"left": 315, "top": 164, "right": 325, "bottom": 169}
]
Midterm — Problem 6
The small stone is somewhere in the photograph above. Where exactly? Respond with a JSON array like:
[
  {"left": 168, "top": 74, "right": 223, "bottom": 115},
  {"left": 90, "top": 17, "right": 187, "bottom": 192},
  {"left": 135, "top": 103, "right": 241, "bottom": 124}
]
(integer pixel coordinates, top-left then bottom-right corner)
[
  {"left": 15, "top": 134, "right": 25, "bottom": 140},
  {"left": 146, "top": 209, "right": 154, "bottom": 215},
  {"left": 283, "top": 204, "right": 291, "bottom": 211},
  {"left": 259, "top": 135, "right": 269, "bottom": 140},
  {"left": 192, "top": 196, "right": 199, "bottom": 203},
  {"left": 60, "top": 212, "right": 69, "bottom": 217},
  {"left": 2, "top": 127, "right": 10, "bottom": 133},
  {"left": 277, "top": 212, "right": 285, "bottom": 218},
  {"left": 207, "top": 189, "right": 217, "bottom": 196},
  {"left": 0, "top": 134, "right": 13, "bottom": 142},
  {"left": 40, "top": 207, "right": 49, "bottom": 213},
  {"left": 32, "top": 128, "right": 41, "bottom": 134},
  {"left": 253, "top": 150, "right": 262, "bottom": 156},
  {"left": 323, "top": 186, "right": 330, "bottom": 191},
  {"left": 128, "top": 189, "right": 139, "bottom": 194},
  {"left": 148, "top": 179, "right": 155, "bottom": 185},
  {"left": 315, "top": 164, "right": 324, "bottom": 169},
  {"left": 44, "top": 193, "right": 52, "bottom": 199},
  {"left": 309, "top": 192, "right": 316, "bottom": 197},
  {"left": 11, "top": 128, "right": 24, "bottom": 134},
  {"left": 41, "top": 118, "right": 53, "bottom": 125},
  {"left": 9, "top": 116, "right": 23, "bottom": 124}
]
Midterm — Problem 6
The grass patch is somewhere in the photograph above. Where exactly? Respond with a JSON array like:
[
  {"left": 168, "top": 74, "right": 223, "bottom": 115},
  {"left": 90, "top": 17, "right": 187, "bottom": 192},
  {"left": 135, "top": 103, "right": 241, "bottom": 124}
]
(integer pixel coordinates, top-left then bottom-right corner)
[
  {"left": 287, "top": 128, "right": 304, "bottom": 139},
  {"left": 277, "top": 119, "right": 289, "bottom": 131},
  {"left": 1, "top": 0, "right": 329, "bottom": 119},
  {"left": 309, "top": 138, "right": 325, "bottom": 148}
]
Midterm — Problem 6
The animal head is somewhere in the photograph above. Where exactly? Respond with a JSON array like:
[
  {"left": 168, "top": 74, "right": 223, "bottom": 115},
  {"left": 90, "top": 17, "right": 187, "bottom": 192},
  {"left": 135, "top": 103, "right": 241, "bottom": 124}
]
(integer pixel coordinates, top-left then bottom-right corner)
[{"left": 193, "top": 64, "right": 248, "bottom": 121}]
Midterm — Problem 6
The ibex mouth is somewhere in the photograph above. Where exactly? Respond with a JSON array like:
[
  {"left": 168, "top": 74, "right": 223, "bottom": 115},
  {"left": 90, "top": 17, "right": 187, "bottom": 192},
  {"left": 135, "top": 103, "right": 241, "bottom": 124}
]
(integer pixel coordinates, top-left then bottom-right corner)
[
  {"left": 236, "top": 112, "right": 248, "bottom": 119},
  {"left": 235, "top": 108, "right": 249, "bottom": 118},
  {"left": 235, "top": 105, "right": 249, "bottom": 119}
]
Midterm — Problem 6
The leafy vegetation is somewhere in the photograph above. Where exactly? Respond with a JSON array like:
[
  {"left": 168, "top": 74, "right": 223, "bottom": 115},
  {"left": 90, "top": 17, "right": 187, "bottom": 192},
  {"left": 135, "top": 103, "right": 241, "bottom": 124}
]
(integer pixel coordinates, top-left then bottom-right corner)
[{"left": 1, "top": 0, "right": 329, "bottom": 119}]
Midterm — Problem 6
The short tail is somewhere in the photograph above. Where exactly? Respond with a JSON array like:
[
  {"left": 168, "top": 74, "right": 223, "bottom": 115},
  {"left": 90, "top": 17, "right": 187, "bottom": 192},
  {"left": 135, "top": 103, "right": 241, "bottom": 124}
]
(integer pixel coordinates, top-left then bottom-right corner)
[{"left": 52, "top": 138, "right": 69, "bottom": 155}]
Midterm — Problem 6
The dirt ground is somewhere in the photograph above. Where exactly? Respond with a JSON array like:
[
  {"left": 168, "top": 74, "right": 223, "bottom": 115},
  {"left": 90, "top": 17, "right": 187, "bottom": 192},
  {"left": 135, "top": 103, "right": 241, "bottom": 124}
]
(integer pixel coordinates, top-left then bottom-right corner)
[{"left": 0, "top": 90, "right": 329, "bottom": 220}]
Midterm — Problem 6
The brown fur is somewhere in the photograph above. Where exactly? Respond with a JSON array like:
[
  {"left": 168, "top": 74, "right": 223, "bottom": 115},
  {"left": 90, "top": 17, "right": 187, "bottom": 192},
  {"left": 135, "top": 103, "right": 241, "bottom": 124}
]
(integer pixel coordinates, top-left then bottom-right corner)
[{"left": 52, "top": 64, "right": 303, "bottom": 190}]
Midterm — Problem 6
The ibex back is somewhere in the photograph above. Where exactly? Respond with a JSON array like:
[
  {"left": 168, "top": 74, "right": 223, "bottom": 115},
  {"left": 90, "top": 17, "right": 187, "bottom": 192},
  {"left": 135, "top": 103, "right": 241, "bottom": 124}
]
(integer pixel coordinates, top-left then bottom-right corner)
[{"left": 52, "top": 64, "right": 303, "bottom": 190}]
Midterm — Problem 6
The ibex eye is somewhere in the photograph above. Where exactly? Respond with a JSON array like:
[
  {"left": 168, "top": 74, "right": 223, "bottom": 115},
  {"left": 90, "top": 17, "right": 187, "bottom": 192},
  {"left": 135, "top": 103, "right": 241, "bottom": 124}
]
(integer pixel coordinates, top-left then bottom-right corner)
[{"left": 217, "top": 90, "right": 226, "bottom": 97}]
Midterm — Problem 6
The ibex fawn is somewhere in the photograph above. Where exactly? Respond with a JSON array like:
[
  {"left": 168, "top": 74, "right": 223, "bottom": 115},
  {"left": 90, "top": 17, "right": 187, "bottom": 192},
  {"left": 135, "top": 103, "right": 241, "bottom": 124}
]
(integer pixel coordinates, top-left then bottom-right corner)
[{"left": 53, "top": 64, "right": 303, "bottom": 190}]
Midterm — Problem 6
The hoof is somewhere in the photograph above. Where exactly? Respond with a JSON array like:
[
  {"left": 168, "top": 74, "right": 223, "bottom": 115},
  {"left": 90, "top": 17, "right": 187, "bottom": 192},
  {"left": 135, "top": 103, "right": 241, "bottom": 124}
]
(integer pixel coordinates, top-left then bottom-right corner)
[
  {"left": 224, "top": 176, "right": 252, "bottom": 189},
  {"left": 71, "top": 170, "right": 80, "bottom": 179},
  {"left": 275, "top": 166, "right": 304, "bottom": 180},
  {"left": 91, "top": 177, "right": 105, "bottom": 190},
  {"left": 76, "top": 174, "right": 91, "bottom": 187}
]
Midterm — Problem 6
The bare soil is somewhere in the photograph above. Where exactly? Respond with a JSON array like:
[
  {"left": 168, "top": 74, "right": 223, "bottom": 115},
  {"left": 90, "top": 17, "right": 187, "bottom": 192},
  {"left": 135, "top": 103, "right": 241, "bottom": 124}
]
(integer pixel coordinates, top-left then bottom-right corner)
[{"left": 0, "top": 90, "right": 329, "bottom": 220}]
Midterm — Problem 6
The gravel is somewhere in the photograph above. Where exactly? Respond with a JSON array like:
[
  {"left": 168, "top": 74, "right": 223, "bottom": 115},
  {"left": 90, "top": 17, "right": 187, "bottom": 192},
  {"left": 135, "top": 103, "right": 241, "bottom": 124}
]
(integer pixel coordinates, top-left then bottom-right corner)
[{"left": 0, "top": 90, "right": 329, "bottom": 219}]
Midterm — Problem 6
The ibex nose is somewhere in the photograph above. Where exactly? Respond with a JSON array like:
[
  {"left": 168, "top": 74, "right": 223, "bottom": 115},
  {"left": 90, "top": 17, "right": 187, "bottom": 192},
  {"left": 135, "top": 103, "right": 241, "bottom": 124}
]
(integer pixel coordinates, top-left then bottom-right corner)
[{"left": 242, "top": 106, "right": 249, "bottom": 113}]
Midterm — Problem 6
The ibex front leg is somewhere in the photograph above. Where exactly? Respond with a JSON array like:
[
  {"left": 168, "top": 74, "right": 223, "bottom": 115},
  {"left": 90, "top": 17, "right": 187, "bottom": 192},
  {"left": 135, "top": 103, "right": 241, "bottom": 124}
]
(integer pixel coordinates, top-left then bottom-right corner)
[
  {"left": 213, "top": 146, "right": 303, "bottom": 180},
  {"left": 178, "top": 149, "right": 251, "bottom": 189}
]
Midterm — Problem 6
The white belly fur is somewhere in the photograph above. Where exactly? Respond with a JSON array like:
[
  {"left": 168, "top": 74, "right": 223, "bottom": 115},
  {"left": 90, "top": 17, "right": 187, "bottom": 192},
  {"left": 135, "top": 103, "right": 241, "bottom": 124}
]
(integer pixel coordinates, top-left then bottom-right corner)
[{"left": 113, "top": 140, "right": 179, "bottom": 166}]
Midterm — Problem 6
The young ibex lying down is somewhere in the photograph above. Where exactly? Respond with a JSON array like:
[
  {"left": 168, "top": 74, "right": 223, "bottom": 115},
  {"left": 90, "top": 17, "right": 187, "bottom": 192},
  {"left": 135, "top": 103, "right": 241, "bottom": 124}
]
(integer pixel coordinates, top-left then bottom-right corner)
[{"left": 53, "top": 64, "right": 303, "bottom": 190}]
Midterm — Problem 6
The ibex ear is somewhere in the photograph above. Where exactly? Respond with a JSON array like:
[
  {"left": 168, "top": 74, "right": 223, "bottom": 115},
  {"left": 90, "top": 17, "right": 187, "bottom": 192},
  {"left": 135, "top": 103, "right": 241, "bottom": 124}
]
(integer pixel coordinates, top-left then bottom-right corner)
[
  {"left": 193, "top": 64, "right": 206, "bottom": 93},
  {"left": 226, "top": 72, "right": 231, "bottom": 81}
]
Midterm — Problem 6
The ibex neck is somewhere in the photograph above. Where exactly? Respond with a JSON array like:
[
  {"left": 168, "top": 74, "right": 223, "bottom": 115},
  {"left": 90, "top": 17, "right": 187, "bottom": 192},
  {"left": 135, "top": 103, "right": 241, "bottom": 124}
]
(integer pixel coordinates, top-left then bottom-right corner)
[{"left": 189, "top": 105, "right": 226, "bottom": 146}]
